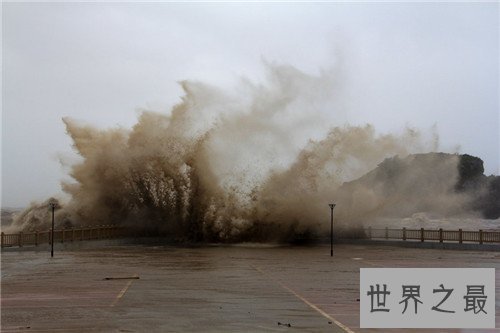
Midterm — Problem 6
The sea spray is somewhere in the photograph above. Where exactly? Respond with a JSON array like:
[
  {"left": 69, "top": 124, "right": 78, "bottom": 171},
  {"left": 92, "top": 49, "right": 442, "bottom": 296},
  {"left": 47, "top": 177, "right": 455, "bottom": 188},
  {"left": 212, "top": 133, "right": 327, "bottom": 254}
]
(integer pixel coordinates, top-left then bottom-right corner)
[{"left": 11, "top": 64, "right": 466, "bottom": 240}]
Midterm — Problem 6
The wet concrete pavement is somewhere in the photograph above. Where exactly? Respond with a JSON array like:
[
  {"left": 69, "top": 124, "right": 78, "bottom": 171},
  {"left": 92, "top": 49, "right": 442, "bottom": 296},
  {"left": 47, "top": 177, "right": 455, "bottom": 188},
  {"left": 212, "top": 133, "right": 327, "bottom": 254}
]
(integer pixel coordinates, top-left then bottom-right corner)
[{"left": 1, "top": 244, "right": 499, "bottom": 332}]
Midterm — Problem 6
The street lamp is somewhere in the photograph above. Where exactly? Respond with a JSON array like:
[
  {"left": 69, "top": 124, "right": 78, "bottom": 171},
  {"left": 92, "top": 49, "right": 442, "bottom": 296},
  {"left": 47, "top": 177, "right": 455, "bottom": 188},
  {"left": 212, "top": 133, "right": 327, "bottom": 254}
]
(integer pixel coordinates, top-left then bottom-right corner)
[
  {"left": 329, "top": 203, "right": 336, "bottom": 257},
  {"left": 49, "top": 202, "right": 57, "bottom": 258}
]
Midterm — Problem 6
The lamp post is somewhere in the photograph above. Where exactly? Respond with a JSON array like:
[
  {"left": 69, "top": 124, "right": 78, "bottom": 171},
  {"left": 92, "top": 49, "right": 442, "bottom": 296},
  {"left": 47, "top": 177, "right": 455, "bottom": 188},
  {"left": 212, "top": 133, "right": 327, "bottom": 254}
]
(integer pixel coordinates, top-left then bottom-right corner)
[
  {"left": 49, "top": 202, "right": 56, "bottom": 258},
  {"left": 329, "top": 203, "right": 336, "bottom": 257}
]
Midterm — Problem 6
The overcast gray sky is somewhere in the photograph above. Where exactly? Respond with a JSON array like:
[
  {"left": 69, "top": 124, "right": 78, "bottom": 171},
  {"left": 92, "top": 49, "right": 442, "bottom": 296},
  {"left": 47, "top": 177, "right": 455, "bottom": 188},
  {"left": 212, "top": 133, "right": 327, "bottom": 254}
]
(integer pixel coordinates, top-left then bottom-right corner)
[{"left": 2, "top": 2, "right": 499, "bottom": 208}]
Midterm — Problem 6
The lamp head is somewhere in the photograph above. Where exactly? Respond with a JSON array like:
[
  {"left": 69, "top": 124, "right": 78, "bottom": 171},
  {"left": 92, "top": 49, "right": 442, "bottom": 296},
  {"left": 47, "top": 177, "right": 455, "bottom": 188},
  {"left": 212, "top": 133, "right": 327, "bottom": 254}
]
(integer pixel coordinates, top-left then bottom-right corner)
[{"left": 329, "top": 203, "right": 336, "bottom": 209}]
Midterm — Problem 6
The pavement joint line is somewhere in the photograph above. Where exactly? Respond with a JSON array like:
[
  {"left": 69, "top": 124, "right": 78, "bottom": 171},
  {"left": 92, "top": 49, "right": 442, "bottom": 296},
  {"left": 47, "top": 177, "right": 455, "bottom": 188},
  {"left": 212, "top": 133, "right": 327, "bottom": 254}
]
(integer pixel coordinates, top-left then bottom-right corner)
[
  {"left": 251, "top": 265, "right": 356, "bottom": 333},
  {"left": 110, "top": 273, "right": 138, "bottom": 307}
]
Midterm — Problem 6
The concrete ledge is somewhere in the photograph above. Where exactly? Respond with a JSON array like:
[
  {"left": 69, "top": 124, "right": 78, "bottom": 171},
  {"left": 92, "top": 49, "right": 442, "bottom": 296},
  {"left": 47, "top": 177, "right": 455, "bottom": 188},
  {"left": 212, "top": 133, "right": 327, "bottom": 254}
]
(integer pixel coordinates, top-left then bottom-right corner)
[
  {"left": 2, "top": 237, "right": 500, "bottom": 252},
  {"left": 338, "top": 238, "right": 500, "bottom": 251},
  {"left": 0, "top": 238, "right": 132, "bottom": 253}
]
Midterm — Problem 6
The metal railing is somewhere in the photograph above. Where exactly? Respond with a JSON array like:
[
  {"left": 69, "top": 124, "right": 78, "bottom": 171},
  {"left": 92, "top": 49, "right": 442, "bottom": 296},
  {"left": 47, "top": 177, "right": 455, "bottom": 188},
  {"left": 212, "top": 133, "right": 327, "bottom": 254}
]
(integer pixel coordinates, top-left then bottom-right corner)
[
  {"left": 365, "top": 227, "right": 500, "bottom": 244},
  {"left": 0, "top": 225, "right": 125, "bottom": 248},
  {"left": 2, "top": 225, "right": 499, "bottom": 247}
]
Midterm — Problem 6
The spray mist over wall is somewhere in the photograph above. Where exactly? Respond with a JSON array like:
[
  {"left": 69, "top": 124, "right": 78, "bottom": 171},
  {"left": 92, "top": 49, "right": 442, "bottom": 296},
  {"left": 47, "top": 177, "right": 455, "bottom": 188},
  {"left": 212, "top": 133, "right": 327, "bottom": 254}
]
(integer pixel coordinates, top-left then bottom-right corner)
[{"left": 11, "top": 64, "right": 468, "bottom": 241}]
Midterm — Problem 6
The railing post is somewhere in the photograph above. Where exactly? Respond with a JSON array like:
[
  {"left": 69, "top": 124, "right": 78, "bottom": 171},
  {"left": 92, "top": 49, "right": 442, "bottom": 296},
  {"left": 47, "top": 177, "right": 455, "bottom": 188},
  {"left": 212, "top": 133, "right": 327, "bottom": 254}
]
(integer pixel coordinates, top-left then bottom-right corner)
[
  {"left": 420, "top": 228, "right": 424, "bottom": 242},
  {"left": 72, "top": 229, "right": 75, "bottom": 242},
  {"left": 97, "top": 227, "right": 100, "bottom": 240},
  {"left": 1, "top": 232, "right": 4, "bottom": 248},
  {"left": 367, "top": 226, "right": 372, "bottom": 239},
  {"left": 402, "top": 227, "right": 407, "bottom": 241},
  {"left": 385, "top": 227, "right": 388, "bottom": 240},
  {"left": 479, "top": 229, "right": 483, "bottom": 244},
  {"left": 35, "top": 231, "right": 39, "bottom": 246},
  {"left": 459, "top": 229, "right": 463, "bottom": 244},
  {"left": 61, "top": 229, "right": 65, "bottom": 243},
  {"left": 19, "top": 232, "right": 23, "bottom": 247},
  {"left": 439, "top": 228, "right": 443, "bottom": 243}
]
